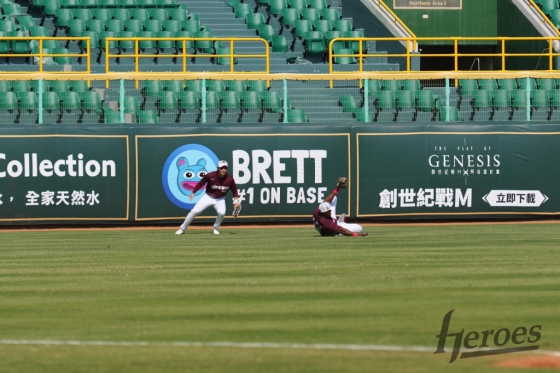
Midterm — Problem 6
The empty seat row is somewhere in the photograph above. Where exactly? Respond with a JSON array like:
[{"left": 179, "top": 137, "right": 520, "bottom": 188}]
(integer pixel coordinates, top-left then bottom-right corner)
[
  {"left": 139, "top": 80, "right": 271, "bottom": 95},
  {"left": 36, "top": 0, "right": 180, "bottom": 11},
  {"left": 54, "top": 8, "right": 191, "bottom": 27},
  {"left": 0, "top": 79, "right": 93, "bottom": 92},
  {"left": 62, "top": 18, "right": 202, "bottom": 36},
  {"left": 458, "top": 78, "right": 560, "bottom": 95},
  {"left": 254, "top": 0, "right": 332, "bottom": 12}
]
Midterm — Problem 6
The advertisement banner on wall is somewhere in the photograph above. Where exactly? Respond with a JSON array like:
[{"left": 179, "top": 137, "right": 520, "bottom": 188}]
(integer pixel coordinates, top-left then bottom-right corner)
[
  {"left": 357, "top": 132, "right": 560, "bottom": 217},
  {"left": 0, "top": 135, "right": 130, "bottom": 221},
  {"left": 394, "top": 0, "right": 462, "bottom": 10},
  {"left": 136, "top": 133, "right": 350, "bottom": 220}
]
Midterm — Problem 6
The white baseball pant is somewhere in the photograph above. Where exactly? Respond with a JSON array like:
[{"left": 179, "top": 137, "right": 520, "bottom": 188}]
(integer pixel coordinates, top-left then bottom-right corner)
[
  {"left": 180, "top": 194, "right": 226, "bottom": 231},
  {"left": 330, "top": 196, "right": 363, "bottom": 233}
]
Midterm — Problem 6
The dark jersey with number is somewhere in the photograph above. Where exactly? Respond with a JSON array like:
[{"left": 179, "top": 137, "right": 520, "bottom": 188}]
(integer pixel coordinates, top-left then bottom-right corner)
[
  {"left": 312, "top": 206, "right": 341, "bottom": 236},
  {"left": 192, "top": 171, "right": 239, "bottom": 199}
]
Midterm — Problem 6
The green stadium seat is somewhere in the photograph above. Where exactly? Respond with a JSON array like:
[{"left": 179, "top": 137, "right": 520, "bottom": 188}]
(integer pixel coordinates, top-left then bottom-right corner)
[
  {"left": 163, "top": 80, "right": 184, "bottom": 93},
  {"left": 86, "top": 19, "right": 105, "bottom": 34},
  {"left": 401, "top": 79, "right": 421, "bottom": 92},
  {"left": 1, "top": 3, "right": 23, "bottom": 16},
  {"left": 157, "top": 0, "right": 177, "bottom": 8},
  {"left": 233, "top": 3, "right": 253, "bottom": 18},
  {"left": 163, "top": 20, "right": 181, "bottom": 33},
  {"left": 10, "top": 31, "right": 32, "bottom": 55},
  {"left": 80, "top": 91, "right": 104, "bottom": 123},
  {"left": 490, "top": 89, "right": 511, "bottom": 121},
  {"left": 145, "top": 19, "right": 163, "bottom": 33},
  {"left": 206, "top": 80, "right": 226, "bottom": 93},
  {"left": 118, "top": 0, "right": 137, "bottom": 8},
  {"left": 551, "top": 9, "right": 560, "bottom": 25},
  {"left": 540, "top": 0, "right": 558, "bottom": 15},
  {"left": 333, "top": 19, "right": 351, "bottom": 32},
  {"left": 395, "top": 90, "right": 415, "bottom": 122},
  {"left": 14, "top": 15, "right": 36, "bottom": 30},
  {"left": 91, "top": 8, "right": 112, "bottom": 22},
  {"left": 324, "top": 30, "right": 343, "bottom": 51},
  {"left": 548, "top": 89, "right": 560, "bottom": 120},
  {"left": 226, "top": 80, "right": 247, "bottom": 93},
  {"left": 313, "top": 19, "right": 332, "bottom": 34},
  {"left": 193, "top": 30, "right": 213, "bottom": 52},
  {"left": 137, "top": 110, "right": 159, "bottom": 124},
  {"left": 0, "top": 91, "right": 17, "bottom": 123},
  {"left": 0, "top": 81, "right": 11, "bottom": 92},
  {"left": 218, "top": 91, "right": 242, "bottom": 123},
  {"left": 246, "top": 13, "right": 266, "bottom": 30},
  {"left": 360, "top": 79, "right": 381, "bottom": 98},
  {"left": 60, "top": 0, "right": 80, "bottom": 9},
  {"left": 415, "top": 90, "right": 438, "bottom": 122},
  {"left": 117, "top": 31, "right": 136, "bottom": 52},
  {"left": 530, "top": 89, "right": 550, "bottom": 121},
  {"left": 257, "top": 24, "right": 275, "bottom": 44},
  {"left": 288, "top": 0, "right": 308, "bottom": 10},
  {"left": 16, "top": 91, "right": 38, "bottom": 124},
  {"left": 12, "top": 80, "right": 31, "bottom": 93},
  {"left": 74, "top": 8, "right": 93, "bottom": 22},
  {"left": 104, "top": 109, "right": 122, "bottom": 124},
  {"left": 50, "top": 80, "right": 70, "bottom": 92},
  {"left": 137, "top": 31, "right": 156, "bottom": 51},
  {"left": 374, "top": 90, "right": 396, "bottom": 121},
  {"left": 52, "top": 47, "right": 72, "bottom": 64},
  {"left": 320, "top": 8, "right": 339, "bottom": 22},
  {"left": 354, "top": 108, "right": 373, "bottom": 123},
  {"left": 333, "top": 47, "right": 355, "bottom": 64},
  {"left": 301, "top": 8, "right": 320, "bottom": 22},
  {"left": 308, "top": 0, "right": 327, "bottom": 9},
  {"left": 303, "top": 31, "right": 325, "bottom": 55},
  {"left": 112, "top": 8, "right": 130, "bottom": 21},
  {"left": 99, "top": 31, "right": 118, "bottom": 50},
  {"left": 174, "top": 31, "right": 195, "bottom": 55},
  {"left": 216, "top": 47, "right": 238, "bottom": 65},
  {"left": 439, "top": 107, "right": 460, "bottom": 122},
  {"left": 261, "top": 91, "right": 282, "bottom": 118},
  {"left": 279, "top": 8, "right": 299, "bottom": 30},
  {"left": 138, "top": 0, "right": 157, "bottom": 7},
  {"left": 0, "top": 31, "right": 9, "bottom": 55},
  {"left": 99, "top": 0, "right": 119, "bottom": 7},
  {"left": 537, "top": 78, "right": 556, "bottom": 90},
  {"left": 68, "top": 18, "right": 87, "bottom": 37},
  {"left": 271, "top": 35, "right": 288, "bottom": 52},
  {"left": 185, "top": 80, "right": 203, "bottom": 93},
  {"left": 69, "top": 80, "right": 91, "bottom": 92},
  {"left": 239, "top": 91, "right": 263, "bottom": 122},
  {"left": 42, "top": 91, "right": 62, "bottom": 123},
  {"left": 470, "top": 89, "right": 492, "bottom": 121},
  {"left": 268, "top": 0, "right": 288, "bottom": 21},
  {"left": 177, "top": 90, "right": 200, "bottom": 122},
  {"left": 182, "top": 19, "right": 201, "bottom": 33},
  {"left": 339, "top": 94, "right": 358, "bottom": 113},
  {"left": 497, "top": 78, "right": 517, "bottom": 91},
  {"left": 517, "top": 78, "right": 538, "bottom": 90},
  {"left": 478, "top": 79, "right": 498, "bottom": 91},
  {"left": 130, "top": 8, "right": 150, "bottom": 21},
  {"left": 81, "top": 0, "right": 100, "bottom": 8},
  {"left": 122, "top": 19, "right": 140, "bottom": 33},
  {"left": 510, "top": 89, "right": 527, "bottom": 121},
  {"left": 458, "top": 79, "right": 478, "bottom": 95},
  {"left": 42, "top": 0, "right": 61, "bottom": 25},
  {"left": 286, "top": 108, "right": 307, "bottom": 123},
  {"left": 150, "top": 8, "right": 169, "bottom": 22},
  {"left": 141, "top": 80, "right": 163, "bottom": 108},
  {"left": 170, "top": 8, "right": 188, "bottom": 21},
  {"left": 247, "top": 80, "right": 268, "bottom": 92},
  {"left": 122, "top": 95, "right": 140, "bottom": 113},
  {"left": 202, "top": 91, "right": 220, "bottom": 122},
  {"left": 30, "top": 26, "right": 50, "bottom": 37},
  {"left": 155, "top": 91, "right": 179, "bottom": 122},
  {"left": 79, "top": 30, "right": 101, "bottom": 61}
]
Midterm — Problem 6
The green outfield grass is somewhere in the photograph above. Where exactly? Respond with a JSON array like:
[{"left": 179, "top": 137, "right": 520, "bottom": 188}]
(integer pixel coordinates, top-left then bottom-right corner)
[{"left": 0, "top": 224, "right": 559, "bottom": 373}]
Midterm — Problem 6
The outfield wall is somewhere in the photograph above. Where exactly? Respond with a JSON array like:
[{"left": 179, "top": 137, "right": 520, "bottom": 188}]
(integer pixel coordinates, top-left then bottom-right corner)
[{"left": 0, "top": 123, "right": 559, "bottom": 225}]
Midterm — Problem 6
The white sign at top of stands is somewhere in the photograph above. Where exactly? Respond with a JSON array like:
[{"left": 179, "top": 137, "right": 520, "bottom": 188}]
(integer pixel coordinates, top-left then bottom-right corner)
[{"left": 394, "top": 0, "right": 462, "bottom": 10}]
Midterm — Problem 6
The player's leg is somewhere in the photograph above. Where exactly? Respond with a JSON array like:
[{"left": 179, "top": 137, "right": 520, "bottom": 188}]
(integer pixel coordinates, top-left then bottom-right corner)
[
  {"left": 211, "top": 197, "right": 226, "bottom": 234},
  {"left": 337, "top": 221, "right": 363, "bottom": 233},
  {"left": 177, "top": 194, "right": 212, "bottom": 233}
]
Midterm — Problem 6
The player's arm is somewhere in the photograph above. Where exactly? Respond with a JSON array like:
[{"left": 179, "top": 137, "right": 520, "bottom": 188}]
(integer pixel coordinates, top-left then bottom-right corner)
[
  {"left": 230, "top": 177, "right": 240, "bottom": 206},
  {"left": 339, "top": 227, "right": 368, "bottom": 237},
  {"left": 323, "top": 178, "right": 347, "bottom": 203},
  {"left": 189, "top": 174, "right": 209, "bottom": 200}
]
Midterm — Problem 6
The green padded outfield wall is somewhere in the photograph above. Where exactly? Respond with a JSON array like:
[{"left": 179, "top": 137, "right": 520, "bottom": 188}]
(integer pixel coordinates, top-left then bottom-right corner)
[{"left": 0, "top": 124, "right": 559, "bottom": 225}]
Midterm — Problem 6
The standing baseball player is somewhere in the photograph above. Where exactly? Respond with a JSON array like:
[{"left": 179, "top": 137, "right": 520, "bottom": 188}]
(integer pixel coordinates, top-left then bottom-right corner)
[
  {"left": 175, "top": 160, "right": 240, "bottom": 235},
  {"left": 313, "top": 177, "right": 368, "bottom": 237}
]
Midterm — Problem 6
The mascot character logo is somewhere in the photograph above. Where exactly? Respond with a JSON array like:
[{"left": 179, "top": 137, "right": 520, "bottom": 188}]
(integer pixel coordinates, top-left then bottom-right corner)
[
  {"left": 162, "top": 144, "right": 219, "bottom": 210},
  {"left": 176, "top": 157, "right": 207, "bottom": 197}
]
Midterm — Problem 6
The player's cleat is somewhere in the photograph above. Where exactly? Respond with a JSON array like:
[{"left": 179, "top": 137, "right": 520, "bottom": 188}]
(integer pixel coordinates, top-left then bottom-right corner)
[
  {"left": 213, "top": 228, "right": 220, "bottom": 235},
  {"left": 175, "top": 229, "right": 184, "bottom": 235},
  {"left": 338, "top": 213, "right": 347, "bottom": 223}
]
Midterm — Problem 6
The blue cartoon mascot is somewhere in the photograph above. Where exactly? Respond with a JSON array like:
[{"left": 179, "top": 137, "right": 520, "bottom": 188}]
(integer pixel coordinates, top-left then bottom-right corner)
[{"left": 177, "top": 157, "right": 207, "bottom": 197}]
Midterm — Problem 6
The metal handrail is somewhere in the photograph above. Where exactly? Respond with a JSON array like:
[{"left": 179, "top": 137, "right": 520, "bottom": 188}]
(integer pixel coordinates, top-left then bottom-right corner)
[{"left": 0, "top": 37, "right": 91, "bottom": 73}]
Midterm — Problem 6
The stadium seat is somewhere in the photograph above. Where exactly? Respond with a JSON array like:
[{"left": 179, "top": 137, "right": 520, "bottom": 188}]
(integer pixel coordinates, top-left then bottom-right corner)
[
  {"left": 382, "top": 80, "right": 402, "bottom": 92},
  {"left": 301, "top": 8, "right": 320, "bottom": 22},
  {"left": 163, "top": 80, "right": 184, "bottom": 93},
  {"left": 530, "top": 89, "right": 550, "bottom": 121},
  {"left": 233, "top": 3, "right": 253, "bottom": 18},
  {"left": 510, "top": 89, "right": 528, "bottom": 121},
  {"left": 130, "top": 8, "right": 150, "bottom": 21},
  {"left": 497, "top": 78, "right": 517, "bottom": 91},
  {"left": 333, "top": 47, "right": 355, "bottom": 64},
  {"left": 395, "top": 90, "right": 415, "bottom": 122},
  {"left": 518, "top": 78, "right": 537, "bottom": 90},
  {"left": 141, "top": 80, "right": 163, "bottom": 109},
  {"left": 163, "top": 20, "right": 181, "bottom": 33},
  {"left": 185, "top": 79, "right": 203, "bottom": 93},
  {"left": 308, "top": 0, "right": 328, "bottom": 9},
  {"left": 1, "top": 3, "right": 23, "bottom": 16},
  {"left": 218, "top": 91, "right": 242, "bottom": 123},
  {"left": 415, "top": 90, "right": 438, "bottom": 122},
  {"left": 86, "top": 19, "right": 105, "bottom": 35},
  {"left": 138, "top": 0, "right": 157, "bottom": 7},
  {"left": 478, "top": 79, "right": 498, "bottom": 92},
  {"left": 80, "top": 91, "right": 104, "bottom": 123},
  {"left": 14, "top": 15, "right": 36, "bottom": 30},
  {"left": 313, "top": 19, "right": 332, "bottom": 34},
  {"left": 193, "top": 30, "right": 213, "bottom": 52},
  {"left": 0, "top": 91, "right": 18, "bottom": 123},
  {"left": 68, "top": 18, "right": 87, "bottom": 37},
  {"left": 226, "top": 80, "right": 247, "bottom": 93},
  {"left": 271, "top": 35, "right": 288, "bottom": 52},
  {"left": 41, "top": 91, "right": 62, "bottom": 123},
  {"left": 439, "top": 107, "right": 460, "bottom": 122},
  {"left": 177, "top": 90, "right": 200, "bottom": 122},
  {"left": 150, "top": 8, "right": 169, "bottom": 23},
  {"left": 246, "top": 13, "right": 265, "bottom": 30},
  {"left": 548, "top": 89, "right": 560, "bottom": 120},
  {"left": 16, "top": 91, "right": 38, "bottom": 124},
  {"left": 60, "top": 0, "right": 80, "bottom": 9},
  {"left": 69, "top": 80, "right": 91, "bottom": 92},
  {"left": 74, "top": 8, "right": 93, "bottom": 22},
  {"left": 261, "top": 91, "right": 283, "bottom": 121},
  {"left": 82, "top": 0, "right": 100, "bottom": 7},
  {"left": 216, "top": 47, "right": 238, "bottom": 65},
  {"left": 206, "top": 80, "right": 227, "bottom": 93},
  {"left": 247, "top": 80, "right": 268, "bottom": 92},
  {"left": 303, "top": 31, "right": 325, "bottom": 56},
  {"left": 540, "top": 0, "right": 558, "bottom": 15},
  {"left": 401, "top": 79, "right": 421, "bottom": 92},
  {"left": 537, "top": 78, "right": 556, "bottom": 90},
  {"left": 345, "top": 30, "right": 366, "bottom": 54},
  {"left": 137, "top": 110, "right": 159, "bottom": 123},
  {"left": 470, "top": 89, "right": 492, "bottom": 121},
  {"left": 0, "top": 81, "right": 11, "bottom": 92},
  {"left": 279, "top": 8, "right": 300, "bottom": 30},
  {"left": 333, "top": 19, "right": 352, "bottom": 33},
  {"left": 182, "top": 19, "right": 201, "bottom": 33},
  {"left": 268, "top": 0, "right": 288, "bottom": 23},
  {"left": 286, "top": 108, "right": 307, "bottom": 123},
  {"left": 118, "top": 0, "right": 137, "bottom": 8},
  {"left": 12, "top": 80, "right": 31, "bottom": 93},
  {"left": 157, "top": 0, "right": 177, "bottom": 8},
  {"left": 145, "top": 19, "right": 163, "bottom": 33},
  {"left": 339, "top": 94, "right": 358, "bottom": 113},
  {"left": 58, "top": 91, "right": 83, "bottom": 123},
  {"left": 239, "top": 91, "right": 263, "bottom": 122},
  {"left": 491, "top": 89, "right": 511, "bottom": 121},
  {"left": 50, "top": 80, "right": 70, "bottom": 92},
  {"left": 100, "top": 0, "right": 119, "bottom": 7},
  {"left": 104, "top": 109, "right": 122, "bottom": 124},
  {"left": 288, "top": 0, "right": 308, "bottom": 10},
  {"left": 374, "top": 90, "right": 396, "bottom": 122},
  {"left": 155, "top": 91, "right": 179, "bottom": 122},
  {"left": 257, "top": 24, "right": 275, "bottom": 44},
  {"left": 122, "top": 95, "right": 140, "bottom": 114}
]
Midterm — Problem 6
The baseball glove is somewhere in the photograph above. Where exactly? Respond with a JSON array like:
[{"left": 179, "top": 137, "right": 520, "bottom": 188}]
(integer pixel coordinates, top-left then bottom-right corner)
[
  {"left": 337, "top": 177, "right": 348, "bottom": 189},
  {"left": 232, "top": 204, "right": 242, "bottom": 218}
]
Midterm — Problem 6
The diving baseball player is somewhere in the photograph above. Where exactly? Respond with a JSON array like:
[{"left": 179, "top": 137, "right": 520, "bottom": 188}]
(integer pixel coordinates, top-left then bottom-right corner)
[
  {"left": 313, "top": 177, "right": 368, "bottom": 237},
  {"left": 176, "top": 160, "right": 240, "bottom": 235}
]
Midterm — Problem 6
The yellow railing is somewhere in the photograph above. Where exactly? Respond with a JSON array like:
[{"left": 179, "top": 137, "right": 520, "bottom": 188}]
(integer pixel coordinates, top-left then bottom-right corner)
[
  {"left": 329, "top": 36, "right": 560, "bottom": 76},
  {"left": 0, "top": 37, "right": 91, "bottom": 74},
  {"left": 528, "top": 0, "right": 560, "bottom": 36},
  {"left": 104, "top": 37, "right": 269, "bottom": 72}
]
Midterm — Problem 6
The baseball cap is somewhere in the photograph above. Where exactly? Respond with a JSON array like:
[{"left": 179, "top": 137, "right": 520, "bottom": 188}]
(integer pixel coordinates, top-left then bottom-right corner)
[
  {"left": 218, "top": 160, "right": 228, "bottom": 168},
  {"left": 319, "top": 202, "right": 332, "bottom": 213}
]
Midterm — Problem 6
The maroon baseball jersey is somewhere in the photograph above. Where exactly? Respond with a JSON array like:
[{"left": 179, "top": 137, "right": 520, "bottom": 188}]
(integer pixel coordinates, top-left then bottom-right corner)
[
  {"left": 312, "top": 206, "right": 341, "bottom": 236},
  {"left": 192, "top": 171, "right": 239, "bottom": 199}
]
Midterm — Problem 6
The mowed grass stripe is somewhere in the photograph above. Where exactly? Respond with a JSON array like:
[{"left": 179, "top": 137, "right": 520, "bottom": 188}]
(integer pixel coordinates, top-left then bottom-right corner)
[{"left": 0, "top": 224, "right": 559, "bottom": 372}]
